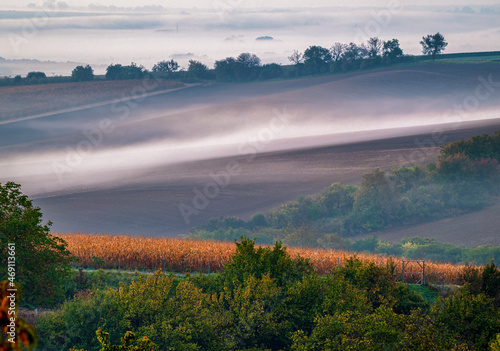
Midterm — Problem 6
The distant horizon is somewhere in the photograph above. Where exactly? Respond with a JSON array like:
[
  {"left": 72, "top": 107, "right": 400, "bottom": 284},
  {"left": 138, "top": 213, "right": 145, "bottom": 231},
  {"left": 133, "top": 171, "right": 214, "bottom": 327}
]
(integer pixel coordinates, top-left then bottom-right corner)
[{"left": 1, "top": 1, "right": 500, "bottom": 76}]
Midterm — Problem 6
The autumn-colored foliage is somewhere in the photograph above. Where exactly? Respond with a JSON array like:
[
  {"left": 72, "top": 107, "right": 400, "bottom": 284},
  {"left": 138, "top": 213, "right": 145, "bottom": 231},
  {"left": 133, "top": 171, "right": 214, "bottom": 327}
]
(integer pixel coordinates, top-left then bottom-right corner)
[
  {"left": 59, "top": 233, "right": 465, "bottom": 283},
  {"left": 0, "top": 281, "right": 37, "bottom": 351}
]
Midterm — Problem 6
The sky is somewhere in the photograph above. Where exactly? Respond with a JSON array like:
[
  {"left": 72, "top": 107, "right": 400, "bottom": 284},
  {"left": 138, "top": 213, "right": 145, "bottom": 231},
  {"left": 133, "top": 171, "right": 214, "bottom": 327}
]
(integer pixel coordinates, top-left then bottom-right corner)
[
  {"left": 2, "top": 0, "right": 500, "bottom": 8},
  {"left": 1, "top": 0, "right": 500, "bottom": 76}
]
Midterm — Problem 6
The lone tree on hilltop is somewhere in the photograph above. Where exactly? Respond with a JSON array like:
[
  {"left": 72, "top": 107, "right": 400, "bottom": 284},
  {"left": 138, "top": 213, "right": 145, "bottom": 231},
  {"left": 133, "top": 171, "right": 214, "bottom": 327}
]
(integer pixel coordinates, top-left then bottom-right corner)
[{"left": 420, "top": 32, "right": 448, "bottom": 61}]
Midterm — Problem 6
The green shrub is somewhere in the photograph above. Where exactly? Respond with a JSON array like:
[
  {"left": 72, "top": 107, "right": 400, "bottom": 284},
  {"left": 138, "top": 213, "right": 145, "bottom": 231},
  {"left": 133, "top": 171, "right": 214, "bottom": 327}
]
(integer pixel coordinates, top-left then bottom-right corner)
[{"left": 220, "top": 237, "right": 313, "bottom": 290}]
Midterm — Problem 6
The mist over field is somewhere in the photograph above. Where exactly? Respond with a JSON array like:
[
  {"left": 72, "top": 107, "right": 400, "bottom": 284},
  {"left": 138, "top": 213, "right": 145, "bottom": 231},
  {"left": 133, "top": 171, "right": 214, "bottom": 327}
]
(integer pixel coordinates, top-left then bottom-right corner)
[
  {"left": 1, "top": 2, "right": 500, "bottom": 76},
  {"left": 1, "top": 0, "right": 500, "bottom": 239},
  {"left": 1, "top": 64, "right": 500, "bottom": 236}
]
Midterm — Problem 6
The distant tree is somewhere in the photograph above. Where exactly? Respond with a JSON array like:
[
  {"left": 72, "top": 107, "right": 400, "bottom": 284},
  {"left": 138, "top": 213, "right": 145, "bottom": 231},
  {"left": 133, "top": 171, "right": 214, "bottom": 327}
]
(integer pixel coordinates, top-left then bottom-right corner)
[
  {"left": 342, "top": 43, "right": 365, "bottom": 62},
  {"left": 187, "top": 60, "right": 209, "bottom": 79},
  {"left": 214, "top": 53, "right": 261, "bottom": 82},
  {"left": 26, "top": 71, "right": 46, "bottom": 80},
  {"left": 13, "top": 75, "right": 22, "bottom": 85},
  {"left": 383, "top": 39, "right": 404, "bottom": 62},
  {"left": 330, "top": 42, "right": 347, "bottom": 61},
  {"left": 288, "top": 50, "right": 305, "bottom": 75},
  {"left": 71, "top": 65, "right": 94, "bottom": 82},
  {"left": 105, "top": 64, "right": 122, "bottom": 80},
  {"left": 341, "top": 43, "right": 366, "bottom": 71},
  {"left": 353, "top": 169, "right": 397, "bottom": 231},
  {"left": 366, "top": 37, "right": 383, "bottom": 59},
  {"left": 26, "top": 71, "right": 46, "bottom": 84},
  {"left": 259, "top": 63, "right": 283, "bottom": 80},
  {"left": 214, "top": 57, "right": 237, "bottom": 82},
  {"left": 105, "top": 63, "right": 145, "bottom": 80},
  {"left": 420, "top": 32, "right": 448, "bottom": 61},
  {"left": 440, "top": 130, "right": 500, "bottom": 161},
  {"left": 237, "top": 52, "right": 261, "bottom": 68},
  {"left": 303, "top": 45, "right": 332, "bottom": 74},
  {"left": 288, "top": 50, "right": 304, "bottom": 65},
  {"left": 235, "top": 52, "right": 261, "bottom": 81},
  {"left": 152, "top": 59, "right": 179, "bottom": 76}
]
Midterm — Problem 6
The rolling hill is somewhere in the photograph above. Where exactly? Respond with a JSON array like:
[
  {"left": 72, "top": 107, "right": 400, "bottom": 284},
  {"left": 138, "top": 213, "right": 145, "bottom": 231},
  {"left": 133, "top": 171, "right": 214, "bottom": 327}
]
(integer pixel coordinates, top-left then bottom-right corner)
[{"left": 1, "top": 63, "right": 499, "bottom": 242}]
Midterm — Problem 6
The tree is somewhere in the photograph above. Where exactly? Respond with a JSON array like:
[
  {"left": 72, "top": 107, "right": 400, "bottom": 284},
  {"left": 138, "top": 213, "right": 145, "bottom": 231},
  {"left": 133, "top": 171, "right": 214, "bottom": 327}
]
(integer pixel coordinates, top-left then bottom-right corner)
[
  {"left": 420, "top": 32, "right": 448, "bottom": 61},
  {"left": 353, "top": 169, "right": 398, "bottom": 231},
  {"left": 0, "top": 182, "right": 74, "bottom": 307},
  {"left": 152, "top": 59, "right": 179, "bottom": 76},
  {"left": 383, "top": 39, "right": 404, "bottom": 62},
  {"left": 303, "top": 45, "right": 332, "bottom": 74},
  {"left": 237, "top": 52, "right": 261, "bottom": 68},
  {"left": 71, "top": 65, "right": 94, "bottom": 82},
  {"left": 235, "top": 52, "right": 261, "bottom": 81},
  {"left": 366, "top": 37, "right": 382, "bottom": 59},
  {"left": 214, "top": 57, "right": 237, "bottom": 82},
  {"left": 105, "top": 63, "right": 145, "bottom": 80},
  {"left": 288, "top": 50, "right": 305, "bottom": 75},
  {"left": 26, "top": 71, "right": 46, "bottom": 84},
  {"left": 259, "top": 63, "right": 283, "bottom": 80},
  {"left": 341, "top": 42, "right": 366, "bottom": 71},
  {"left": 187, "top": 60, "right": 209, "bottom": 79},
  {"left": 221, "top": 236, "right": 312, "bottom": 289},
  {"left": 288, "top": 50, "right": 303, "bottom": 65},
  {"left": 330, "top": 42, "right": 347, "bottom": 61}
]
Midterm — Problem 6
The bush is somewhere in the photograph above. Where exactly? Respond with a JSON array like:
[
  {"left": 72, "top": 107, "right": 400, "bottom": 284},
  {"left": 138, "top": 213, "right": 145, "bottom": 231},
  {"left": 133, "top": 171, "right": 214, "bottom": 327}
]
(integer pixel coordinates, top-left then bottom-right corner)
[{"left": 220, "top": 236, "right": 313, "bottom": 290}]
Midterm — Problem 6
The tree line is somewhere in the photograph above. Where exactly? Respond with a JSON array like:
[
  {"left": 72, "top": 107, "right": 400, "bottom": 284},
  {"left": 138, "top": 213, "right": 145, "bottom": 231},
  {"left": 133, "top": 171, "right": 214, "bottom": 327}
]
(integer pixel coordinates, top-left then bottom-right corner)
[{"left": 0, "top": 32, "right": 448, "bottom": 86}]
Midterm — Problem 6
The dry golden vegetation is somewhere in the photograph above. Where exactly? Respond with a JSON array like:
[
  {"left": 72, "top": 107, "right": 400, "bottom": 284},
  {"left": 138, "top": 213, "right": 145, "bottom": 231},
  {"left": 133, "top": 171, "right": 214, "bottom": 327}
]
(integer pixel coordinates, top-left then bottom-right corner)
[
  {"left": 59, "top": 233, "right": 466, "bottom": 284},
  {"left": 0, "top": 79, "right": 184, "bottom": 121}
]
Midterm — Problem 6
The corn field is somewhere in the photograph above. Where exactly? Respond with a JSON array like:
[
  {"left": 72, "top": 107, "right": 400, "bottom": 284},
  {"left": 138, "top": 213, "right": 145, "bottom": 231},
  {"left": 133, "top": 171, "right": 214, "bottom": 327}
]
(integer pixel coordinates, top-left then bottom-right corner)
[{"left": 58, "top": 233, "right": 468, "bottom": 284}]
